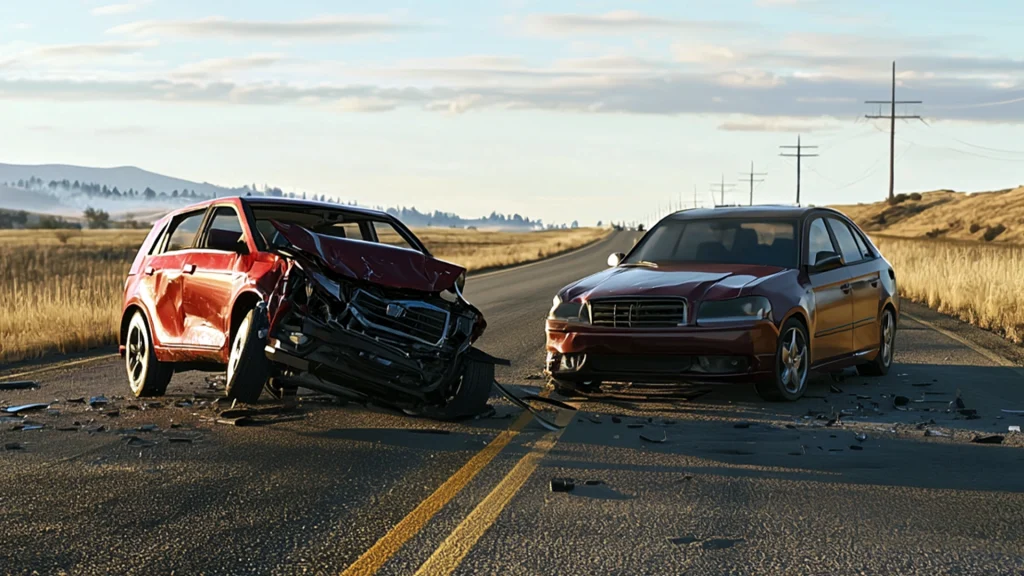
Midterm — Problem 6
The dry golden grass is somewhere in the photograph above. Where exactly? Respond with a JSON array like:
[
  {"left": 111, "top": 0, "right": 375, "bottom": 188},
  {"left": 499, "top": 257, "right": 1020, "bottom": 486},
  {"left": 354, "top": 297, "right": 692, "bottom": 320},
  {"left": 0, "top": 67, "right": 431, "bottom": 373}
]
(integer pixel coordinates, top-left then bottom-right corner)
[
  {"left": 833, "top": 186, "right": 1024, "bottom": 243},
  {"left": 873, "top": 235, "right": 1024, "bottom": 343},
  {"left": 0, "top": 227, "right": 609, "bottom": 363}
]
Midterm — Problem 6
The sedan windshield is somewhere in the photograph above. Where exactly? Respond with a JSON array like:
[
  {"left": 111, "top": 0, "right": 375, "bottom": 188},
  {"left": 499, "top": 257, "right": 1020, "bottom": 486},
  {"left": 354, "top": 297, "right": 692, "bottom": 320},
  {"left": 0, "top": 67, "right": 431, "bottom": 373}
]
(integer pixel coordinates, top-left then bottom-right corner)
[{"left": 624, "top": 218, "right": 797, "bottom": 269}]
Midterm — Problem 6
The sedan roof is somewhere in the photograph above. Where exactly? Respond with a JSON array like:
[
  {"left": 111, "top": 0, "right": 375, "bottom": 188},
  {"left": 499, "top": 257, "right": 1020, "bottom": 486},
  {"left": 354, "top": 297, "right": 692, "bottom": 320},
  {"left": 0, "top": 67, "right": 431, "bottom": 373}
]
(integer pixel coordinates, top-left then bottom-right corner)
[{"left": 667, "top": 205, "right": 842, "bottom": 220}]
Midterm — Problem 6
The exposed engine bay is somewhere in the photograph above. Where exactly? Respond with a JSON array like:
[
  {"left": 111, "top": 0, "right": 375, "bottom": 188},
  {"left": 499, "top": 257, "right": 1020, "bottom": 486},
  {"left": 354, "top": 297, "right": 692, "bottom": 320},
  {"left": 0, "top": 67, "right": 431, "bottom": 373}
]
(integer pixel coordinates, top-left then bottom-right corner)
[{"left": 260, "top": 219, "right": 499, "bottom": 418}]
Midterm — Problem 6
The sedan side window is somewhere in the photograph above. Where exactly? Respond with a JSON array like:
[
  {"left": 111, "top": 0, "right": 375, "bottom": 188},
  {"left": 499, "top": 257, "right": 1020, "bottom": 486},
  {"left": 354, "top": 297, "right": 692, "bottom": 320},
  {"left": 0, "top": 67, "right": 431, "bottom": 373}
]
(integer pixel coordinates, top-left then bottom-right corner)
[
  {"left": 161, "top": 210, "right": 206, "bottom": 253},
  {"left": 827, "top": 218, "right": 864, "bottom": 265},
  {"left": 806, "top": 218, "right": 835, "bottom": 265}
]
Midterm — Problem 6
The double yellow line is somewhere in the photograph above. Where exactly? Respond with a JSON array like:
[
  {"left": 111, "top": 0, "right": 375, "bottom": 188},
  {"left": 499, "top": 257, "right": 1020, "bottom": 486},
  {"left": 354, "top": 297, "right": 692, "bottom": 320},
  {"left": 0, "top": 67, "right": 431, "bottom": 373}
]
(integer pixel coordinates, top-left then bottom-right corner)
[{"left": 341, "top": 397, "right": 573, "bottom": 576}]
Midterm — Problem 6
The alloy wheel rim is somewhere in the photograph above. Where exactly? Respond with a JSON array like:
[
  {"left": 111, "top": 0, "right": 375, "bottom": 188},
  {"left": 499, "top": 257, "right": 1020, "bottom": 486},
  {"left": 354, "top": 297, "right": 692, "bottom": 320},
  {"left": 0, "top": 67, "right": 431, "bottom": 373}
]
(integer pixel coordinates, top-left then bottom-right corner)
[
  {"left": 881, "top": 311, "right": 894, "bottom": 366},
  {"left": 228, "top": 317, "right": 248, "bottom": 381},
  {"left": 127, "top": 323, "right": 147, "bottom": 391},
  {"left": 779, "top": 327, "right": 808, "bottom": 394}
]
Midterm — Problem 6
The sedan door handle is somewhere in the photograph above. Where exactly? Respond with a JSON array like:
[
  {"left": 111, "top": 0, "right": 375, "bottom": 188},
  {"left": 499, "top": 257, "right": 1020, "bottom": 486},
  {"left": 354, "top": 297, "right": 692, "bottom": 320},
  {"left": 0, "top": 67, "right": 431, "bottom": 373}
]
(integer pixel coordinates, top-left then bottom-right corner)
[
  {"left": 144, "top": 266, "right": 155, "bottom": 276},
  {"left": 182, "top": 263, "right": 197, "bottom": 274},
  {"left": 840, "top": 283, "right": 852, "bottom": 294}
]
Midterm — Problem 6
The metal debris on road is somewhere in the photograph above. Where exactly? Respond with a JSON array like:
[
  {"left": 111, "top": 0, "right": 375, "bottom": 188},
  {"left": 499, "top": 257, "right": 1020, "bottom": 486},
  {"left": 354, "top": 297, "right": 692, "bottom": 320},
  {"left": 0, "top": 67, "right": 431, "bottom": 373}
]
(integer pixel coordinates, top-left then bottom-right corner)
[
  {"left": 167, "top": 437, "right": 194, "bottom": 443},
  {"left": 550, "top": 478, "right": 575, "bottom": 493},
  {"left": 972, "top": 435, "right": 1004, "bottom": 445},
  {"left": 586, "top": 414, "right": 602, "bottom": 424},
  {"left": 626, "top": 423, "right": 643, "bottom": 429},
  {"left": 893, "top": 396, "right": 911, "bottom": 410},
  {"left": 20, "top": 425, "right": 44, "bottom": 431},
  {"left": 4, "top": 403, "right": 49, "bottom": 414},
  {"left": 124, "top": 436, "right": 156, "bottom": 448},
  {"left": 849, "top": 445, "right": 864, "bottom": 451},
  {"left": 855, "top": 432, "right": 868, "bottom": 442},
  {"left": 640, "top": 430, "right": 667, "bottom": 443},
  {"left": 5, "top": 442, "right": 24, "bottom": 451},
  {"left": 88, "top": 396, "right": 108, "bottom": 407},
  {"left": 0, "top": 381, "right": 39, "bottom": 391},
  {"left": 66, "top": 397, "right": 85, "bottom": 404},
  {"left": 1001, "top": 409, "right": 1024, "bottom": 415},
  {"left": 924, "top": 429, "right": 949, "bottom": 437},
  {"left": 216, "top": 417, "right": 253, "bottom": 427},
  {"left": 830, "top": 384, "right": 843, "bottom": 394},
  {"left": 611, "top": 416, "right": 622, "bottom": 424}
]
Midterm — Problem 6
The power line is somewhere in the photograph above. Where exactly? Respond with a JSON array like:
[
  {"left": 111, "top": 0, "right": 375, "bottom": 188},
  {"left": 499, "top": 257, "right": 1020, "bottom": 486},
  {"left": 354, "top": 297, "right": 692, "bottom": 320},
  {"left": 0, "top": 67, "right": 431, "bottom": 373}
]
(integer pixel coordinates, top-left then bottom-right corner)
[
  {"left": 710, "top": 174, "right": 736, "bottom": 207},
  {"left": 779, "top": 134, "right": 818, "bottom": 205},
  {"left": 864, "top": 61, "right": 922, "bottom": 202},
  {"left": 738, "top": 162, "right": 767, "bottom": 206}
]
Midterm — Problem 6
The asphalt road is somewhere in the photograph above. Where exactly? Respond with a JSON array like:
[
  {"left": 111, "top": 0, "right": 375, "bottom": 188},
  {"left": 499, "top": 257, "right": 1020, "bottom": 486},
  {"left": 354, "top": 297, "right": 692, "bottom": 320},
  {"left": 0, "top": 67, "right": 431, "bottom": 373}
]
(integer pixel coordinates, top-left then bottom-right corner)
[{"left": 2, "top": 230, "right": 1024, "bottom": 575}]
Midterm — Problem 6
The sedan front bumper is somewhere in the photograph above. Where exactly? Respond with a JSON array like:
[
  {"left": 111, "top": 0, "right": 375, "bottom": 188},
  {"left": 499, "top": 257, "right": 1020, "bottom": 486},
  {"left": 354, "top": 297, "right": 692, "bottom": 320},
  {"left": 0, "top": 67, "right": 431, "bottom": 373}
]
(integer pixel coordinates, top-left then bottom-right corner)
[{"left": 545, "top": 319, "right": 779, "bottom": 384}]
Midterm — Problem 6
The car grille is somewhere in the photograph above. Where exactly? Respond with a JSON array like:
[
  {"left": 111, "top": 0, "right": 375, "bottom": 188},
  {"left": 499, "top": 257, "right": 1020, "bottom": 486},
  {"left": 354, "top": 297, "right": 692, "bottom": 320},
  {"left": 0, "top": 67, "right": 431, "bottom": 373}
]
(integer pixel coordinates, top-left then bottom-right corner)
[
  {"left": 589, "top": 298, "right": 687, "bottom": 328},
  {"left": 351, "top": 290, "right": 450, "bottom": 346}
]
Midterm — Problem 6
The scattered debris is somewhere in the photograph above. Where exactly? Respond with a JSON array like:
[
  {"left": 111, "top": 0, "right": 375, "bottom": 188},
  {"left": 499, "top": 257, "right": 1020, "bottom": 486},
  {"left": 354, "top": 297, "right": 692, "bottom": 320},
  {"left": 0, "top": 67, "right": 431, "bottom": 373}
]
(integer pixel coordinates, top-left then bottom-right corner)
[
  {"left": 124, "top": 436, "right": 155, "bottom": 448},
  {"left": 1001, "top": 409, "right": 1024, "bottom": 415},
  {"left": 5, "top": 442, "right": 25, "bottom": 451},
  {"left": 640, "top": 430, "right": 667, "bottom": 444},
  {"left": 828, "top": 448, "right": 844, "bottom": 452},
  {"left": 550, "top": 478, "right": 575, "bottom": 492},
  {"left": 958, "top": 409, "right": 980, "bottom": 420},
  {"left": 855, "top": 432, "right": 868, "bottom": 442},
  {"left": 5, "top": 403, "right": 50, "bottom": 414},
  {"left": 912, "top": 382, "right": 932, "bottom": 387},
  {"left": 57, "top": 426, "right": 79, "bottom": 432},
  {"left": 924, "top": 429, "right": 949, "bottom": 438},
  {"left": 856, "top": 394, "right": 872, "bottom": 400},
  {"left": 88, "top": 395, "right": 108, "bottom": 407},
  {"left": 611, "top": 416, "right": 622, "bottom": 424},
  {"left": 167, "top": 437, "right": 194, "bottom": 444},
  {"left": 893, "top": 396, "right": 911, "bottom": 410},
  {"left": 216, "top": 417, "right": 253, "bottom": 427},
  {"left": 21, "top": 425, "right": 44, "bottom": 431},
  {"left": 829, "top": 384, "right": 843, "bottom": 394},
  {"left": 138, "top": 424, "right": 159, "bottom": 432},
  {"left": 586, "top": 414, "right": 602, "bottom": 424},
  {"left": 1010, "top": 426, "right": 1021, "bottom": 433},
  {"left": 66, "top": 397, "right": 85, "bottom": 404},
  {"left": 972, "top": 435, "right": 1004, "bottom": 445},
  {"left": 0, "top": 380, "right": 39, "bottom": 391},
  {"left": 849, "top": 445, "right": 864, "bottom": 451},
  {"left": 734, "top": 422, "right": 753, "bottom": 429}
]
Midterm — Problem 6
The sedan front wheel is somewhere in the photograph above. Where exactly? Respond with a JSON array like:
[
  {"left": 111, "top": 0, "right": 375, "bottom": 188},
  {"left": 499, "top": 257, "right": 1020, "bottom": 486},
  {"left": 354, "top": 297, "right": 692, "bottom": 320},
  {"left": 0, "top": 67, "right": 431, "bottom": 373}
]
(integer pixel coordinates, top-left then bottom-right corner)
[{"left": 755, "top": 318, "right": 809, "bottom": 402}]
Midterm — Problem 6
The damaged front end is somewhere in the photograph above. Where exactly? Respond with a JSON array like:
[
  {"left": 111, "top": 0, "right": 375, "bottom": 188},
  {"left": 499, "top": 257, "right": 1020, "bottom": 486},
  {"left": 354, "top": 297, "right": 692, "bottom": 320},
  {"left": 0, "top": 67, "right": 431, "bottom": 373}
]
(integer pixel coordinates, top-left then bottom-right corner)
[{"left": 263, "top": 222, "right": 494, "bottom": 416}]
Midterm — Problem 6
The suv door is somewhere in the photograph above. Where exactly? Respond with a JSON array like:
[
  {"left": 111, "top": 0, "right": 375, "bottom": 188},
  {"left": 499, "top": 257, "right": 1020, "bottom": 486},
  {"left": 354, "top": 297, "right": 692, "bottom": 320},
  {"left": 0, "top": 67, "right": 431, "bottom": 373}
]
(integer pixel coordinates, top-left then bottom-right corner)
[
  {"left": 139, "top": 209, "right": 207, "bottom": 348},
  {"left": 805, "top": 217, "right": 855, "bottom": 363},
  {"left": 181, "top": 205, "right": 253, "bottom": 355},
  {"left": 826, "top": 217, "right": 882, "bottom": 355}
]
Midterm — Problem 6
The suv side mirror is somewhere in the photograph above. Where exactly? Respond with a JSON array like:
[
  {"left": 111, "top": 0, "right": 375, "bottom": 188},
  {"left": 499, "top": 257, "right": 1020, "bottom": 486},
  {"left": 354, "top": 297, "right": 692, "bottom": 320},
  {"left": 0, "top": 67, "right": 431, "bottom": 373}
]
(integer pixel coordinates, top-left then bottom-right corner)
[
  {"left": 607, "top": 252, "right": 624, "bottom": 267},
  {"left": 811, "top": 251, "right": 843, "bottom": 273}
]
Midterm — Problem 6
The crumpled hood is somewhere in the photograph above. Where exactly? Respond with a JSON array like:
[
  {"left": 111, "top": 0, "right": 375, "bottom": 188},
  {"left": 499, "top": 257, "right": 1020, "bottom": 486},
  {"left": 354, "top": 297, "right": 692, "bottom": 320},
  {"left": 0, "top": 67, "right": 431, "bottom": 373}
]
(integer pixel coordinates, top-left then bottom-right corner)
[
  {"left": 562, "top": 263, "right": 789, "bottom": 303},
  {"left": 272, "top": 221, "right": 465, "bottom": 292}
]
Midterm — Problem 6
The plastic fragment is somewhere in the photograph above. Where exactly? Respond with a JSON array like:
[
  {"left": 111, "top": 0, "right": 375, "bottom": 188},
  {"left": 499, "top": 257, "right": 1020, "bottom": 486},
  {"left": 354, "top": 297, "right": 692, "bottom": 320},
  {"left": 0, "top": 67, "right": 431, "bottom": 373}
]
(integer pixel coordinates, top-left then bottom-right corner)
[
  {"left": 88, "top": 395, "right": 108, "bottom": 407},
  {"left": 972, "top": 435, "right": 1004, "bottom": 444},
  {"left": 550, "top": 478, "right": 574, "bottom": 492},
  {"left": 640, "top": 430, "right": 667, "bottom": 443},
  {"left": 4, "top": 403, "right": 49, "bottom": 414},
  {"left": 1010, "top": 426, "right": 1021, "bottom": 433},
  {"left": 0, "top": 381, "right": 39, "bottom": 391},
  {"left": 21, "top": 425, "right": 44, "bottom": 431}
]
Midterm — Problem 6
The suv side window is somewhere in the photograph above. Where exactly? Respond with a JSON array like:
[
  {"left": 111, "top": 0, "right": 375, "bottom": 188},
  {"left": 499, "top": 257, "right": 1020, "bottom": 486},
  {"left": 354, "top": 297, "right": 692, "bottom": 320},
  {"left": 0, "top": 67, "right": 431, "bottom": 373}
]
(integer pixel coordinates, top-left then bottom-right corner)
[
  {"left": 827, "top": 218, "right": 863, "bottom": 265},
  {"left": 806, "top": 218, "right": 835, "bottom": 265},
  {"left": 160, "top": 210, "right": 206, "bottom": 253},
  {"left": 201, "top": 207, "right": 245, "bottom": 252}
]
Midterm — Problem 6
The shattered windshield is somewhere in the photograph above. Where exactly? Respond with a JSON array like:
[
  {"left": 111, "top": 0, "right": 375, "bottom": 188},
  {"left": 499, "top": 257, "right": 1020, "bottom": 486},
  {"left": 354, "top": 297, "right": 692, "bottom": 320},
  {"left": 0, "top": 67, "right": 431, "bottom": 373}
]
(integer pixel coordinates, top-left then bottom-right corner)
[
  {"left": 625, "top": 219, "right": 797, "bottom": 269},
  {"left": 249, "top": 205, "right": 424, "bottom": 253}
]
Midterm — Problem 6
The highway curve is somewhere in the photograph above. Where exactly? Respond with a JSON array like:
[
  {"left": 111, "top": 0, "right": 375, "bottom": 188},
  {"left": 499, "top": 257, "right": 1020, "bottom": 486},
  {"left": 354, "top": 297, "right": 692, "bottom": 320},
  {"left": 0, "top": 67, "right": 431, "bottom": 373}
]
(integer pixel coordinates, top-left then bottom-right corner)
[{"left": 1, "top": 230, "right": 1023, "bottom": 575}]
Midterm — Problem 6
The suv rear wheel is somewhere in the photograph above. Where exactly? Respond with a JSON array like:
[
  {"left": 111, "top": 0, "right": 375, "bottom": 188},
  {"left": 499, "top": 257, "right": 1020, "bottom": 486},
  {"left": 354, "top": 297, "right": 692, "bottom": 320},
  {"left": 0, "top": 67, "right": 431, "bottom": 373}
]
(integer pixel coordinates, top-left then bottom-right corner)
[{"left": 125, "top": 311, "right": 173, "bottom": 397}]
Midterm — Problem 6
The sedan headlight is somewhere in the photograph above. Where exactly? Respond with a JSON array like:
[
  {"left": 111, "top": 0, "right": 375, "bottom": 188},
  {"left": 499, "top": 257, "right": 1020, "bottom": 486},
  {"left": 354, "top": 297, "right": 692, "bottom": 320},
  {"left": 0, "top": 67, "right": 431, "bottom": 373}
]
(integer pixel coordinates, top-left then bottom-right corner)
[
  {"left": 548, "top": 294, "right": 589, "bottom": 323},
  {"left": 698, "top": 296, "right": 772, "bottom": 325}
]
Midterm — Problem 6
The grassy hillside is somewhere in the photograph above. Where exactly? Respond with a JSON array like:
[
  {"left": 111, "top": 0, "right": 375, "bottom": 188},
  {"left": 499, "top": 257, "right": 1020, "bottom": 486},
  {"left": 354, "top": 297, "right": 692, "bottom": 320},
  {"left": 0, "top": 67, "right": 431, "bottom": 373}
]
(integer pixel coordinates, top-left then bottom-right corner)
[{"left": 832, "top": 186, "right": 1024, "bottom": 243}]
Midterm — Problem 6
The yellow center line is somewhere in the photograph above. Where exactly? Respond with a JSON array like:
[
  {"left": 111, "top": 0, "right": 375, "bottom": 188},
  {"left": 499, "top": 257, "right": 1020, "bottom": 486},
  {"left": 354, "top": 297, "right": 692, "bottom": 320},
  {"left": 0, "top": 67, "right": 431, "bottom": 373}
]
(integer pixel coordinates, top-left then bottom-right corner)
[
  {"left": 412, "top": 402, "right": 577, "bottom": 576},
  {"left": 340, "top": 393, "right": 549, "bottom": 576},
  {"left": 0, "top": 354, "right": 118, "bottom": 381}
]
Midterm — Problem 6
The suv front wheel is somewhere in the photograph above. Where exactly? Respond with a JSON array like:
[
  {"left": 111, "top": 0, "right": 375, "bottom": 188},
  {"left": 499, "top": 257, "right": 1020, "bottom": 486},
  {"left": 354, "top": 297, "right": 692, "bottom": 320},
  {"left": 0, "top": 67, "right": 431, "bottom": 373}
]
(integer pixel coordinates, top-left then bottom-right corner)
[{"left": 225, "top": 304, "right": 271, "bottom": 403}]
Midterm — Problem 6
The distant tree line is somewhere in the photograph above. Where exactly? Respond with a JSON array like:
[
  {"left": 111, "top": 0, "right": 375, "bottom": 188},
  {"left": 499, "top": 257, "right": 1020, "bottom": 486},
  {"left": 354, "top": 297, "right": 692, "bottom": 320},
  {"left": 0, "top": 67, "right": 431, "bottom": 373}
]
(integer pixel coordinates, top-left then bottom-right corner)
[{"left": 5, "top": 177, "right": 212, "bottom": 201}]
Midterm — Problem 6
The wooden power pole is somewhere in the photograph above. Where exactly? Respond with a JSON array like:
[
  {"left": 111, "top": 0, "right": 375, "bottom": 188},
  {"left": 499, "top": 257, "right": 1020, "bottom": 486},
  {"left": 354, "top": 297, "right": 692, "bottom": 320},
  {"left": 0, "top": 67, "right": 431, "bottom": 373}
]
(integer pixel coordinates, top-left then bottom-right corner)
[
  {"left": 865, "top": 61, "right": 922, "bottom": 202},
  {"left": 779, "top": 135, "right": 818, "bottom": 205}
]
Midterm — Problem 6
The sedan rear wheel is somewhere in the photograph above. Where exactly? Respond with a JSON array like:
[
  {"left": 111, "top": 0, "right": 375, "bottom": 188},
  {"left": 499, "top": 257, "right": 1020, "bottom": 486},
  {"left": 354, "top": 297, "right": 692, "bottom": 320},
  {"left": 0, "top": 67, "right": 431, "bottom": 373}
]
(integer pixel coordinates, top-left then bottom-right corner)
[
  {"left": 857, "top": 308, "right": 895, "bottom": 376},
  {"left": 125, "top": 312, "right": 173, "bottom": 397},
  {"left": 755, "top": 318, "right": 809, "bottom": 402}
]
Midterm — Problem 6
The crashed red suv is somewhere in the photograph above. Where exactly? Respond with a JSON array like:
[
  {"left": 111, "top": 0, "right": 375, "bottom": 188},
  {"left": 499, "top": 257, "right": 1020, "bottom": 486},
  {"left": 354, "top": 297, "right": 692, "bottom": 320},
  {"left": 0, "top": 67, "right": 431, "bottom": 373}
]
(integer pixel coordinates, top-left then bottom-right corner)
[{"left": 120, "top": 197, "right": 496, "bottom": 417}]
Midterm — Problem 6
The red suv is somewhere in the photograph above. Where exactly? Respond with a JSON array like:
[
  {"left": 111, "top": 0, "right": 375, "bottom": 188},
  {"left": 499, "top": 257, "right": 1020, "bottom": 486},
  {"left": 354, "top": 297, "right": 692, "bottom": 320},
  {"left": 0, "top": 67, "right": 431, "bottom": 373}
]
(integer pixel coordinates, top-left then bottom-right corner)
[{"left": 120, "top": 197, "right": 496, "bottom": 417}]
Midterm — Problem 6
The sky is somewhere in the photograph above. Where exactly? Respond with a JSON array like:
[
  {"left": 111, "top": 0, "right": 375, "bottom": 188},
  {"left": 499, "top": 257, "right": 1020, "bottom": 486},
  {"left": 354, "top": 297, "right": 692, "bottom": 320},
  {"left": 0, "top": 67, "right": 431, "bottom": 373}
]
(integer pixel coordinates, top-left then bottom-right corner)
[{"left": 1, "top": 0, "right": 1022, "bottom": 226}]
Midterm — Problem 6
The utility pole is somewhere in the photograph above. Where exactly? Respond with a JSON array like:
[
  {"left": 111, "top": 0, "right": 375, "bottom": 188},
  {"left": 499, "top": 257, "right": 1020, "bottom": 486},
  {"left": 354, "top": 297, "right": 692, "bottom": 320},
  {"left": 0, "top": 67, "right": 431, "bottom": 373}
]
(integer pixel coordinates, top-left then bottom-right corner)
[
  {"left": 738, "top": 162, "right": 767, "bottom": 206},
  {"left": 710, "top": 174, "right": 736, "bottom": 207},
  {"left": 779, "top": 135, "right": 818, "bottom": 205},
  {"left": 693, "top": 185, "right": 697, "bottom": 209},
  {"left": 865, "top": 61, "right": 922, "bottom": 202}
]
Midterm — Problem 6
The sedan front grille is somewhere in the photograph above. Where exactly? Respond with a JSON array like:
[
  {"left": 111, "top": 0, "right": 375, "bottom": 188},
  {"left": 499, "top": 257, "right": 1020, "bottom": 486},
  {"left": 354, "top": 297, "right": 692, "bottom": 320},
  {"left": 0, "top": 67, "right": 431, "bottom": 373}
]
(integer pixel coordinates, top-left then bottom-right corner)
[
  {"left": 589, "top": 298, "right": 687, "bottom": 328},
  {"left": 351, "top": 290, "right": 450, "bottom": 346}
]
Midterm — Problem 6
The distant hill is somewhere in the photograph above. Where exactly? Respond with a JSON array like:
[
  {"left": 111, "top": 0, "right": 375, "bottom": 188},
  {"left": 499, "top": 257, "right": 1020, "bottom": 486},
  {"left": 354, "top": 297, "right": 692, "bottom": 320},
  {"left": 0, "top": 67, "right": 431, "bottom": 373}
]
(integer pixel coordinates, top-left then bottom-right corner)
[
  {"left": 832, "top": 186, "right": 1024, "bottom": 243},
  {"left": 0, "top": 162, "right": 557, "bottom": 230}
]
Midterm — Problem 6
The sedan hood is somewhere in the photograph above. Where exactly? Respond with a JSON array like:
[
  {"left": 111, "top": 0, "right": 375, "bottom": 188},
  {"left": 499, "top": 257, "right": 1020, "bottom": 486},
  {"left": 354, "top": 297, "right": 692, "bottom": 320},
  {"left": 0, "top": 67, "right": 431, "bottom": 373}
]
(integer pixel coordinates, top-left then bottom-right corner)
[
  {"left": 563, "top": 263, "right": 789, "bottom": 303},
  {"left": 272, "top": 221, "right": 465, "bottom": 292}
]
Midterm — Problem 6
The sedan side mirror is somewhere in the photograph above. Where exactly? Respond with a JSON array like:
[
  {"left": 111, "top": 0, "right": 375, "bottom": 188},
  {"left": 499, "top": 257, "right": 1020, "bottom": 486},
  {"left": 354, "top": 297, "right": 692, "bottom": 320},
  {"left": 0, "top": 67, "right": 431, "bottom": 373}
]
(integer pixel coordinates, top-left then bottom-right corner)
[
  {"left": 607, "top": 252, "right": 624, "bottom": 267},
  {"left": 811, "top": 251, "right": 843, "bottom": 273}
]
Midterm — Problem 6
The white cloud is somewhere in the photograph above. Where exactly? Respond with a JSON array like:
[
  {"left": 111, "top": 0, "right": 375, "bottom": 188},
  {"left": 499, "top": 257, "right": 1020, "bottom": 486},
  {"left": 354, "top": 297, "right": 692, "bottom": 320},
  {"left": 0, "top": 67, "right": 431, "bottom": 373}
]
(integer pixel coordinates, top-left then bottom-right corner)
[
  {"left": 523, "top": 11, "right": 740, "bottom": 35},
  {"left": 173, "top": 54, "right": 286, "bottom": 79},
  {"left": 92, "top": 2, "right": 150, "bottom": 16},
  {"left": 108, "top": 15, "right": 424, "bottom": 40},
  {"left": 337, "top": 96, "right": 398, "bottom": 112},
  {"left": 14, "top": 23, "right": 32, "bottom": 30},
  {"left": 672, "top": 43, "right": 737, "bottom": 64},
  {"left": 718, "top": 115, "right": 839, "bottom": 132}
]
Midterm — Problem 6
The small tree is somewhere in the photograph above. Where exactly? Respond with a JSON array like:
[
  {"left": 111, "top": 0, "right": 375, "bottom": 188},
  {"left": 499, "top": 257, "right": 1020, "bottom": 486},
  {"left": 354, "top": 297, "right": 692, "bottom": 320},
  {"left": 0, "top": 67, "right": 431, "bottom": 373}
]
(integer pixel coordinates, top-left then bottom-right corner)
[{"left": 83, "top": 207, "right": 111, "bottom": 229}]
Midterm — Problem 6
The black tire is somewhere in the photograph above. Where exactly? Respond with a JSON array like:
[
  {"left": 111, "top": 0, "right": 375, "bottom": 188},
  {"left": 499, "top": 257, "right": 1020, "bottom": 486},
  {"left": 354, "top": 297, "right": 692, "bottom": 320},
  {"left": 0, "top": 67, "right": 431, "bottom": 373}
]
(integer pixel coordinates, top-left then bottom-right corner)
[
  {"left": 437, "top": 360, "right": 494, "bottom": 420},
  {"left": 857, "top": 307, "right": 896, "bottom": 377},
  {"left": 225, "top": 306, "right": 270, "bottom": 403},
  {"left": 125, "top": 311, "right": 173, "bottom": 397},
  {"left": 755, "top": 318, "right": 810, "bottom": 402}
]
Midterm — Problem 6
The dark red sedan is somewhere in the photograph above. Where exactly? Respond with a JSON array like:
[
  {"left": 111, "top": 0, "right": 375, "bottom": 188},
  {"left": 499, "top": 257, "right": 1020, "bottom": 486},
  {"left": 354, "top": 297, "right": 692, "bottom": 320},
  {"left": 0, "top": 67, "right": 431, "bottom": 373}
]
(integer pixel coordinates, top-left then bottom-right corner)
[
  {"left": 120, "top": 197, "right": 496, "bottom": 417},
  {"left": 545, "top": 206, "right": 899, "bottom": 401}
]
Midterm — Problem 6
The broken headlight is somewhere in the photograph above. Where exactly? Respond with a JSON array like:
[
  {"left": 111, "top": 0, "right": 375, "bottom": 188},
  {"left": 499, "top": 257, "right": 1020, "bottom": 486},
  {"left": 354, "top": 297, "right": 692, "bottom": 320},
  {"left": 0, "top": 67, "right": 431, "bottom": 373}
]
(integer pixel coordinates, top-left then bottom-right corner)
[
  {"left": 548, "top": 294, "right": 589, "bottom": 323},
  {"left": 308, "top": 269, "right": 343, "bottom": 301}
]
